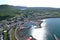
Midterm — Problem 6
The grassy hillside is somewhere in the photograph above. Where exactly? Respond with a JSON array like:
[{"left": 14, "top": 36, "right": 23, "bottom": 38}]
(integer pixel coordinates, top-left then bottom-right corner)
[{"left": 0, "top": 5, "right": 20, "bottom": 20}]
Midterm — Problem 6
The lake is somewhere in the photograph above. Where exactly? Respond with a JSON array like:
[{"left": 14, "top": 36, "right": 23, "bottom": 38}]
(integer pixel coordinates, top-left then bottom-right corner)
[{"left": 20, "top": 18, "right": 60, "bottom": 40}]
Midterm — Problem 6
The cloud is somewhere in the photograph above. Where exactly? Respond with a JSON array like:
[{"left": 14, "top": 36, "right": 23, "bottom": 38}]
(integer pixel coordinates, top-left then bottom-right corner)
[
  {"left": 0, "top": 0, "right": 8, "bottom": 4},
  {"left": 7, "top": 0, "right": 60, "bottom": 7}
]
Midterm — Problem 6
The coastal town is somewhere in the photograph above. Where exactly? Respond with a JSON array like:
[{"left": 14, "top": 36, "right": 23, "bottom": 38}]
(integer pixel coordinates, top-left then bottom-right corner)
[
  {"left": 0, "top": 4, "right": 60, "bottom": 40},
  {"left": 0, "top": 16, "right": 42, "bottom": 40}
]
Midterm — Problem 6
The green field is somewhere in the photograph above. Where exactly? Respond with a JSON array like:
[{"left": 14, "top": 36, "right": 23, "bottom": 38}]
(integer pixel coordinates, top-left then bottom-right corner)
[
  {"left": 11, "top": 28, "right": 16, "bottom": 40},
  {"left": 3, "top": 30, "right": 8, "bottom": 40}
]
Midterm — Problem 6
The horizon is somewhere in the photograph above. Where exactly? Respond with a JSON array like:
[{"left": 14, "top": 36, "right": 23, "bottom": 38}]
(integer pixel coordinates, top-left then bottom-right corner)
[
  {"left": 0, "top": 0, "right": 60, "bottom": 8},
  {"left": 0, "top": 4, "right": 60, "bottom": 8}
]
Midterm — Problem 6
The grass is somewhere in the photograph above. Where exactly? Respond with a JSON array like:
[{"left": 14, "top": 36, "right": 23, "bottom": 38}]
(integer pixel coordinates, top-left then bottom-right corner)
[
  {"left": 11, "top": 28, "right": 16, "bottom": 40},
  {"left": 3, "top": 30, "right": 8, "bottom": 40},
  {"left": 3, "top": 28, "right": 16, "bottom": 40}
]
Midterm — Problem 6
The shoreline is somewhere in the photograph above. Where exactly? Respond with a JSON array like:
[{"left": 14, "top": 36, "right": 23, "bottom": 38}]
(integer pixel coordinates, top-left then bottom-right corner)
[
  {"left": 15, "top": 17, "right": 60, "bottom": 40},
  {"left": 15, "top": 19, "right": 43, "bottom": 40}
]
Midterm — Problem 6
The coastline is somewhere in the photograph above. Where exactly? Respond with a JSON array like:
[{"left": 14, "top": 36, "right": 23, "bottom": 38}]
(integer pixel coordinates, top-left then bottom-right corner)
[{"left": 15, "top": 19, "right": 43, "bottom": 40}]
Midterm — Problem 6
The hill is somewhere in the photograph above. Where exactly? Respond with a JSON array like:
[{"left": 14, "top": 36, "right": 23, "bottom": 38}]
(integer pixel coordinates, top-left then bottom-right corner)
[
  {"left": 0, "top": 5, "right": 20, "bottom": 20},
  {"left": 0, "top": 4, "right": 60, "bottom": 20}
]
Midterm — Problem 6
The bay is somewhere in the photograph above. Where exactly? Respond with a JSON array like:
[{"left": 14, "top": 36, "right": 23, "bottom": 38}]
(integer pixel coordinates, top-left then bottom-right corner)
[{"left": 20, "top": 18, "right": 60, "bottom": 40}]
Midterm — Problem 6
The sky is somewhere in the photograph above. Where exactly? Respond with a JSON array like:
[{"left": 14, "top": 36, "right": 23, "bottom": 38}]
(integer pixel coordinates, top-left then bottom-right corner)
[{"left": 0, "top": 0, "right": 60, "bottom": 8}]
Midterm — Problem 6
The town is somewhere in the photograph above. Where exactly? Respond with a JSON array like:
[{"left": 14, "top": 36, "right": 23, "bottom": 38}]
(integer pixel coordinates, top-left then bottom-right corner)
[{"left": 0, "top": 5, "right": 60, "bottom": 40}]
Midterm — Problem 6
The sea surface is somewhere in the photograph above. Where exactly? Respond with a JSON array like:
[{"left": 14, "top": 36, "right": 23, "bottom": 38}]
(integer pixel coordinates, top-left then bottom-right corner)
[{"left": 20, "top": 18, "right": 60, "bottom": 40}]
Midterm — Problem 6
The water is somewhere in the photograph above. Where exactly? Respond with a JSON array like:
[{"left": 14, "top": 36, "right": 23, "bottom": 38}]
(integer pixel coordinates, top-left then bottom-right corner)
[
  {"left": 42, "top": 18, "right": 60, "bottom": 40},
  {"left": 20, "top": 18, "right": 60, "bottom": 40}
]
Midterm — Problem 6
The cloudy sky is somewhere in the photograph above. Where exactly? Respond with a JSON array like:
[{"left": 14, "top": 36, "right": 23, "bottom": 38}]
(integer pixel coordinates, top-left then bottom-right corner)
[{"left": 0, "top": 0, "right": 60, "bottom": 8}]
